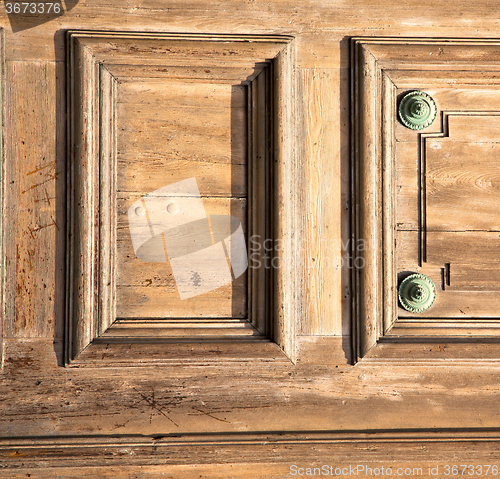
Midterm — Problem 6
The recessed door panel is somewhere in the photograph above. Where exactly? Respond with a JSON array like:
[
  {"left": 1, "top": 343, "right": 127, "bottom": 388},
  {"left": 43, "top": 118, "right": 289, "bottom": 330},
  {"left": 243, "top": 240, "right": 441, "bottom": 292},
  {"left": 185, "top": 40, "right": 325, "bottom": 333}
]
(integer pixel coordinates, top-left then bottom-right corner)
[
  {"left": 396, "top": 97, "right": 500, "bottom": 317},
  {"left": 353, "top": 39, "right": 500, "bottom": 357}
]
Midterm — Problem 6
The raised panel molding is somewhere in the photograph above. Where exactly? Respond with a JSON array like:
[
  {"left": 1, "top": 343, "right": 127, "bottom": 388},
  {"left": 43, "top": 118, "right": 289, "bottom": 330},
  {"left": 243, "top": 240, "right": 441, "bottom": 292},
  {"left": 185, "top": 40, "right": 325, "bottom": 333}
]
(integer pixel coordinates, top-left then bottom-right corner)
[
  {"left": 66, "top": 32, "right": 299, "bottom": 365},
  {"left": 351, "top": 38, "right": 500, "bottom": 362}
]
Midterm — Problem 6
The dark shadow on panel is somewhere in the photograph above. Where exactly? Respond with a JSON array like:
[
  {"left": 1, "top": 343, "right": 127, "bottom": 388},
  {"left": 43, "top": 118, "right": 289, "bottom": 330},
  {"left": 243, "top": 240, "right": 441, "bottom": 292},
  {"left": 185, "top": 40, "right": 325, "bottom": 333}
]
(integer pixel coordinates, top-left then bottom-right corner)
[
  {"left": 341, "top": 36, "right": 353, "bottom": 364},
  {"left": 53, "top": 31, "right": 67, "bottom": 367},
  {"left": 230, "top": 81, "right": 249, "bottom": 323},
  {"left": 4, "top": 0, "right": 79, "bottom": 33},
  {"left": 230, "top": 63, "right": 272, "bottom": 336}
]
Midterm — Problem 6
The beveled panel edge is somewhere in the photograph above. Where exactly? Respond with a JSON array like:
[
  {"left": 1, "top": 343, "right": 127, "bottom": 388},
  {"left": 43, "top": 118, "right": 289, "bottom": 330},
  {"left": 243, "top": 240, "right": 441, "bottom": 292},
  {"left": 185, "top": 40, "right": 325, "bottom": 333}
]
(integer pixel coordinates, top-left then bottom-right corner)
[
  {"left": 66, "top": 340, "right": 292, "bottom": 368},
  {"left": 66, "top": 31, "right": 299, "bottom": 366},
  {"left": 351, "top": 38, "right": 386, "bottom": 360},
  {"left": 66, "top": 30, "right": 101, "bottom": 363},
  {"left": 65, "top": 30, "right": 295, "bottom": 43},
  {"left": 352, "top": 36, "right": 500, "bottom": 71}
]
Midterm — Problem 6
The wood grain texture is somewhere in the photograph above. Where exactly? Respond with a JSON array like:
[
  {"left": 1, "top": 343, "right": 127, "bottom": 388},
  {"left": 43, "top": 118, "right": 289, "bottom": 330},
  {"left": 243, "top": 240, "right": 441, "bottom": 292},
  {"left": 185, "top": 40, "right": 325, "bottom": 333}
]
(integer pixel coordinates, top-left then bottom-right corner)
[
  {"left": 352, "top": 39, "right": 385, "bottom": 358},
  {"left": 5, "top": 428, "right": 500, "bottom": 478},
  {"left": 100, "top": 319, "right": 259, "bottom": 338},
  {"left": 386, "top": 320, "right": 500, "bottom": 337},
  {"left": 116, "top": 278, "right": 247, "bottom": 318},
  {"left": 395, "top": 88, "right": 500, "bottom": 143},
  {"left": 271, "top": 38, "right": 299, "bottom": 361},
  {"left": 116, "top": 197, "right": 246, "bottom": 285},
  {"left": 397, "top": 231, "right": 500, "bottom": 317},
  {"left": 5, "top": 430, "right": 500, "bottom": 477},
  {"left": 396, "top": 100, "right": 500, "bottom": 319},
  {"left": 7, "top": 61, "right": 65, "bottom": 341},
  {"left": 426, "top": 139, "right": 500, "bottom": 232},
  {"left": 396, "top": 114, "right": 500, "bottom": 231},
  {"left": 4, "top": 339, "right": 500, "bottom": 439},
  {"left": 113, "top": 60, "right": 250, "bottom": 321},
  {"left": 6, "top": 1, "right": 500, "bottom": 64},
  {"left": 247, "top": 65, "right": 273, "bottom": 336},
  {"left": 116, "top": 80, "right": 248, "bottom": 196},
  {"left": 301, "top": 69, "right": 343, "bottom": 336},
  {"left": 396, "top": 141, "right": 419, "bottom": 230},
  {"left": 7, "top": 3, "right": 500, "bottom": 473}
]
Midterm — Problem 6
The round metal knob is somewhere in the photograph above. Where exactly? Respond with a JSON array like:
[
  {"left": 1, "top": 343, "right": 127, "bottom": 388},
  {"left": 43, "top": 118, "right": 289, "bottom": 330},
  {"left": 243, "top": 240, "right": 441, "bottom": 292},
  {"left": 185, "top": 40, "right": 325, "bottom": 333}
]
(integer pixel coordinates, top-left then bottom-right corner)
[
  {"left": 398, "top": 91, "right": 437, "bottom": 130},
  {"left": 398, "top": 273, "right": 436, "bottom": 313}
]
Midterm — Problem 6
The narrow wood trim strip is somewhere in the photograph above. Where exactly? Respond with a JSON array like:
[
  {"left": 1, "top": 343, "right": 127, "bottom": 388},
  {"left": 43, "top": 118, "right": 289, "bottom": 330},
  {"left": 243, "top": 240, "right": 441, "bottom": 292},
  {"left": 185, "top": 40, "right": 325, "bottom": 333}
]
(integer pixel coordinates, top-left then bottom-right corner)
[{"left": 0, "top": 29, "right": 5, "bottom": 368}]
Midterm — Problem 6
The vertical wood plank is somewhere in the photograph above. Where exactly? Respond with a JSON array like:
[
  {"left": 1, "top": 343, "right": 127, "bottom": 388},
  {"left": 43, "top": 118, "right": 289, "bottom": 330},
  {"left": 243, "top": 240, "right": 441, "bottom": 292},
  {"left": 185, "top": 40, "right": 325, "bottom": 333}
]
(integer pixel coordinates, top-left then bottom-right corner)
[
  {"left": 300, "top": 69, "right": 343, "bottom": 335},
  {"left": 6, "top": 61, "right": 65, "bottom": 340},
  {"left": 114, "top": 77, "right": 248, "bottom": 320}
]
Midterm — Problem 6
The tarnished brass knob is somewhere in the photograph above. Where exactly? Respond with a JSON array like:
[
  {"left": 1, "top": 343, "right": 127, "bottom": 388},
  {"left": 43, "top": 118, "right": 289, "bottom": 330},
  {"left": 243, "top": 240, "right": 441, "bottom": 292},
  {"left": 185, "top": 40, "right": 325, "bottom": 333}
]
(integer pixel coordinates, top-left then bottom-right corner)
[
  {"left": 398, "top": 273, "right": 436, "bottom": 313},
  {"left": 398, "top": 91, "right": 437, "bottom": 130}
]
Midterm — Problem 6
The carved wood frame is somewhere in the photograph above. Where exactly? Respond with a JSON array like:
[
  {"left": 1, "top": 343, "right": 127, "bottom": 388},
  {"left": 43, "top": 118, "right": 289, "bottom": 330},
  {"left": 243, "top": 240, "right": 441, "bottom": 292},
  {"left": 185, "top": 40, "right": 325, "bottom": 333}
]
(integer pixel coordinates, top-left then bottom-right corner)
[
  {"left": 66, "top": 32, "right": 299, "bottom": 366},
  {"left": 351, "top": 38, "right": 500, "bottom": 362}
]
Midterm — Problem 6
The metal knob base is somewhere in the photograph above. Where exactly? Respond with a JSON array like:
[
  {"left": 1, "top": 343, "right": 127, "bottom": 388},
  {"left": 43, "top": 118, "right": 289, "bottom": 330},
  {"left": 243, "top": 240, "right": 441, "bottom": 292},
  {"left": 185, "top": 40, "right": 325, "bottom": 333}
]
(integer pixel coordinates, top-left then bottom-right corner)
[
  {"left": 398, "top": 91, "right": 437, "bottom": 130},
  {"left": 398, "top": 273, "right": 436, "bottom": 313}
]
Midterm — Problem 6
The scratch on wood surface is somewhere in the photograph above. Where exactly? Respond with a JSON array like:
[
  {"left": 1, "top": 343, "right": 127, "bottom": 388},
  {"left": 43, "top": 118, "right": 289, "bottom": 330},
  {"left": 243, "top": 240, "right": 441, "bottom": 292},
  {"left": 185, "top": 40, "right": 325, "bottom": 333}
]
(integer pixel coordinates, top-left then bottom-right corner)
[
  {"left": 189, "top": 407, "right": 231, "bottom": 423},
  {"left": 26, "top": 217, "right": 59, "bottom": 238},
  {"left": 34, "top": 188, "right": 55, "bottom": 206},
  {"left": 25, "top": 249, "right": 35, "bottom": 271},
  {"left": 132, "top": 388, "right": 180, "bottom": 427},
  {"left": 22, "top": 161, "right": 60, "bottom": 194},
  {"left": 26, "top": 160, "right": 56, "bottom": 176},
  {"left": 22, "top": 174, "right": 59, "bottom": 194}
]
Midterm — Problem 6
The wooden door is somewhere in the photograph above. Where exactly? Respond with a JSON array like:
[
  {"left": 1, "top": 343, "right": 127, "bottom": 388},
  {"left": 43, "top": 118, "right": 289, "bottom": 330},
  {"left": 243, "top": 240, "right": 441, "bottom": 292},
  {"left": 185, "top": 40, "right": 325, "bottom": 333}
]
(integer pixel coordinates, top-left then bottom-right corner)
[{"left": 3, "top": 3, "right": 500, "bottom": 479}]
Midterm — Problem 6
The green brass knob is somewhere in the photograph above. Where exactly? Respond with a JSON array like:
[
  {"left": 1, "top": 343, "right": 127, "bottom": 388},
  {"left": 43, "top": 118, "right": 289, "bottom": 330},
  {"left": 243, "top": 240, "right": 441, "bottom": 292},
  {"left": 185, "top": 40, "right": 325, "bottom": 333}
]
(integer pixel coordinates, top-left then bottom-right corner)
[
  {"left": 398, "top": 91, "right": 437, "bottom": 130},
  {"left": 398, "top": 273, "right": 436, "bottom": 313}
]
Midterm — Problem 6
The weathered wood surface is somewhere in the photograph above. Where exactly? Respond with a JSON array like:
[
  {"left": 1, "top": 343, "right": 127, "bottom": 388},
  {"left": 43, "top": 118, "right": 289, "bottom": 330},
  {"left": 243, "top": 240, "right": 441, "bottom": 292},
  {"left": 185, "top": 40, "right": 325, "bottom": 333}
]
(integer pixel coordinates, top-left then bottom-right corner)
[
  {"left": 301, "top": 69, "right": 347, "bottom": 336},
  {"left": 117, "top": 81, "right": 248, "bottom": 193},
  {"left": 397, "top": 115, "right": 500, "bottom": 231},
  {"left": 5, "top": 1, "right": 500, "bottom": 475},
  {"left": 6, "top": 61, "right": 65, "bottom": 340},
  {"left": 395, "top": 88, "right": 500, "bottom": 142},
  {"left": 114, "top": 61, "right": 249, "bottom": 320},
  {"left": 116, "top": 196, "right": 247, "bottom": 318},
  {"left": 395, "top": 88, "right": 500, "bottom": 319},
  {"left": 4, "top": 339, "right": 500, "bottom": 434},
  {"left": 66, "top": 33, "right": 294, "bottom": 362},
  {"left": 5, "top": 1, "right": 500, "bottom": 64},
  {"left": 398, "top": 231, "right": 500, "bottom": 316},
  {"left": 427, "top": 140, "right": 500, "bottom": 231}
]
